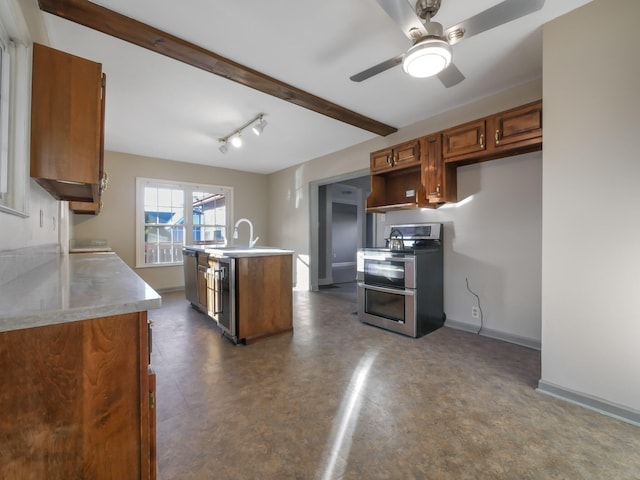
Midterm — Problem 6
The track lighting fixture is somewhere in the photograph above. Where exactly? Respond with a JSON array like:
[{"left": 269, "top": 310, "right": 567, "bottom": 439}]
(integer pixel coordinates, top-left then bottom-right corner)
[{"left": 218, "top": 113, "right": 267, "bottom": 154}]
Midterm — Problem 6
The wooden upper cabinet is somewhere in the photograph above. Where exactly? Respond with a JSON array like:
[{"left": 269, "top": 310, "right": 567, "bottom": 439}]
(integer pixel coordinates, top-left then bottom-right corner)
[
  {"left": 421, "top": 134, "right": 457, "bottom": 206},
  {"left": 442, "top": 119, "right": 487, "bottom": 160},
  {"left": 443, "top": 100, "right": 542, "bottom": 164},
  {"left": 370, "top": 140, "right": 420, "bottom": 173},
  {"left": 370, "top": 148, "right": 394, "bottom": 173},
  {"left": 367, "top": 99, "right": 542, "bottom": 211},
  {"left": 30, "top": 43, "right": 105, "bottom": 203},
  {"left": 490, "top": 100, "right": 542, "bottom": 150}
]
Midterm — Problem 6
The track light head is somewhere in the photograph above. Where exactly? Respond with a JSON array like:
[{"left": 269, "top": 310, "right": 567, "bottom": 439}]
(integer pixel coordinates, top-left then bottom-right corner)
[
  {"left": 252, "top": 116, "right": 267, "bottom": 136},
  {"left": 219, "top": 141, "right": 229, "bottom": 154},
  {"left": 231, "top": 133, "right": 242, "bottom": 148}
]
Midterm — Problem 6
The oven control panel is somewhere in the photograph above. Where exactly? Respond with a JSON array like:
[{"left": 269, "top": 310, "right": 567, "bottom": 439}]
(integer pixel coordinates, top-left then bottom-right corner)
[{"left": 383, "top": 223, "right": 442, "bottom": 241}]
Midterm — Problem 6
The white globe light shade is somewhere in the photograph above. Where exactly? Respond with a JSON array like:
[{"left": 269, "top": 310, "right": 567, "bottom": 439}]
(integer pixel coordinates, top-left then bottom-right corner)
[{"left": 402, "top": 38, "right": 452, "bottom": 78}]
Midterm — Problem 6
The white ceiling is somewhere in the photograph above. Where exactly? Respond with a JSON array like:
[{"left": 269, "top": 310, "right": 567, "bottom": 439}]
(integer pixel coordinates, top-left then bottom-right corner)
[{"left": 38, "top": 0, "right": 591, "bottom": 174}]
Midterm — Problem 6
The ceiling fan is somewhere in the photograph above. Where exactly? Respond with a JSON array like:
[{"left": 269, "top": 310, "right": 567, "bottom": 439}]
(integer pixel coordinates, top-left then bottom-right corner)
[{"left": 350, "top": 0, "right": 545, "bottom": 87}]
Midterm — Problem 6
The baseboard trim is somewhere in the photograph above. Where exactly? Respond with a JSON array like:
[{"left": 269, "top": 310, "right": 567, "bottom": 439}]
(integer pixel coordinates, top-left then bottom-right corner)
[
  {"left": 156, "top": 287, "right": 184, "bottom": 294},
  {"left": 444, "top": 319, "right": 541, "bottom": 350},
  {"left": 537, "top": 380, "right": 640, "bottom": 427}
]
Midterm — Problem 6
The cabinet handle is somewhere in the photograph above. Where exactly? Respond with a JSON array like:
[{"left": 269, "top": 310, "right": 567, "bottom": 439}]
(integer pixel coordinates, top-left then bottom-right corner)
[
  {"left": 429, "top": 185, "right": 441, "bottom": 196},
  {"left": 386, "top": 155, "right": 392, "bottom": 166},
  {"left": 495, "top": 129, "right": 501, "bottom": 145},
  {"left": 479, "top": 134, "right": 484, "bottom": 149}
]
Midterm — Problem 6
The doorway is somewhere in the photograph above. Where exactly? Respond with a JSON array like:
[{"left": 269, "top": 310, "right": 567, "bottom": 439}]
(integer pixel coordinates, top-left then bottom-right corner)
[{"left": 309, "top": 170, "right": 375, "bottom": 293}]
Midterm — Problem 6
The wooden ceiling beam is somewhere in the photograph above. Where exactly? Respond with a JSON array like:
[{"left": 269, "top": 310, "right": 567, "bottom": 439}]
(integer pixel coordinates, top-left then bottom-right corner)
[{"left": 37, "top": 0, "right": 397, "bottom": 137}]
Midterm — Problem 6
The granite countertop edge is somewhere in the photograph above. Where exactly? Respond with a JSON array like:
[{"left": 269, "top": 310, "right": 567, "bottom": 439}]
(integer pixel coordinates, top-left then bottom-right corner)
[{"left": 0, "top": 252, "right": 162, "bottom": 333}]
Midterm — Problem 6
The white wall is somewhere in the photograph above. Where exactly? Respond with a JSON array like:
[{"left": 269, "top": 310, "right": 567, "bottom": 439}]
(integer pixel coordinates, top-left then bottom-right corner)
[
  {"left": 0, "top": 180, "right": 60, "bottom": 250},
  {"left": 385, "top": 152, "right": 542, "bottom": 345},
  {"left": 72, "top": 151, "right": 269, "bottom": 291},
  {"left": 0, "top": 0, "right": 59, "bottom": 253},
  {"left": 541, "top": 0, "right": 640, "bottom": 412}
]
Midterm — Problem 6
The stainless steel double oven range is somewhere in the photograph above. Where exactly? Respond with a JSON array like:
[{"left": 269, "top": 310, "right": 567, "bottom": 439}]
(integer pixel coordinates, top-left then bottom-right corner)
[{"left": 357, "top": 223, "right": 444, "bottom": 338}]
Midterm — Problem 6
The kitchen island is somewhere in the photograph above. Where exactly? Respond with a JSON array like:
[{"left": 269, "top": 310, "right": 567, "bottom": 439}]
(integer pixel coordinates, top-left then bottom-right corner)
[
  {"left": 0, "top": 248, "right": 161, "bottom": 479},
  {"left": 184, "top": 245, "right": 294, "bottom": 344}
]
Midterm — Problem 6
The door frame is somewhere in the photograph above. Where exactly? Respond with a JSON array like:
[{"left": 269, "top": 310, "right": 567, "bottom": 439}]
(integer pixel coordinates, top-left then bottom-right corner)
[{"left": 309, "top": 169, "right": 372, "bottom": 292}]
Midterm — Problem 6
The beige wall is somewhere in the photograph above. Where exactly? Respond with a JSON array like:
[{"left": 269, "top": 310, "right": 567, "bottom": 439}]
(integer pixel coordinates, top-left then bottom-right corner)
[
  {"left": 541, "top": 0, "right": 640, "bottom": 411},
  {"left": 72, "top": 151, "right": 268, "bottom": 291}
]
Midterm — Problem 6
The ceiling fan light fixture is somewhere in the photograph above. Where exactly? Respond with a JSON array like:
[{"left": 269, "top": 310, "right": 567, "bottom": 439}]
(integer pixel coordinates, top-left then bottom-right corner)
[{"left": 402, "top": 37, "right": 452, "bottom": 78}]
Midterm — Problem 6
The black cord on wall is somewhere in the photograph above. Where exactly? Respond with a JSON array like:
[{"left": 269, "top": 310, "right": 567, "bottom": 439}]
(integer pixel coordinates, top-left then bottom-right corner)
[{"left": 466, "top": 277, "right": 484, "bottom": 335}]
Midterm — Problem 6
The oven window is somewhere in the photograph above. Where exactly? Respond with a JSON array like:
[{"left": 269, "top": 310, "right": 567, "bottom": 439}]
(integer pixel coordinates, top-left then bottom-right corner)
[
  {"left": 363, "top": 259, "right": 405, "bottom": 288},
  {"left": 365, "top": 289, "right": 405, "bottom": 323}
]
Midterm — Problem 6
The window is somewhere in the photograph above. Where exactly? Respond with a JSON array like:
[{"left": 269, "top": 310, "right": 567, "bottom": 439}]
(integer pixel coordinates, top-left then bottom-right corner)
[
  {"left": 0, "top": 0, "right": 30, "bottom": 217},
  {"left": 136, "top": 178, "right": 232, "bottom": 267}
]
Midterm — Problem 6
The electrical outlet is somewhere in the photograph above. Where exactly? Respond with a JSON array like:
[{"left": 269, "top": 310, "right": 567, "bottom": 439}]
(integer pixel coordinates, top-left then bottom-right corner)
[{"left": 471, "top": 307, "right": 480, "bottom": 319}]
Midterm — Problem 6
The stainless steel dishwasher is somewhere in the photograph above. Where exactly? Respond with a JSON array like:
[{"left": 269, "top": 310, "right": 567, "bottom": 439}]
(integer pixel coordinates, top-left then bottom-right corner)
[
  {"left": 207, "top": 255, "right": 237, "bottom": 343},
  {"left": 183, "top": 248, "right": 199, "bottom": 307}
]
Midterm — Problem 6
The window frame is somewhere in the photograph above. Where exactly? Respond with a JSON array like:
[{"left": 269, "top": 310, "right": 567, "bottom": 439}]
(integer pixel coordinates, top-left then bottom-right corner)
[
  {"left": 135, "top": 177, "right": 233, "bottom": 268},
  {"left": 0, "top": 1, "right": 31, "bottom": 217}
]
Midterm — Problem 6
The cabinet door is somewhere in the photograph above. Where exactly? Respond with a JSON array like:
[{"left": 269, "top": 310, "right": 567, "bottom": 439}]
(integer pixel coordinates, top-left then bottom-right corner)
[
  {"left": 148, "top": 366, "right": 156, "bottom": 480},
  {"left": 442, "top": 119, "right": 486, "bottom": 160},
  {"left": 422, "top": 134, "right": 457, "bottom": 205},
  {"left": 196, "top": 251, "right": 209, "bottom": 310},
  {"left": 491, "top": 100, "right": 542, "bottom": 148},
  {"left": 424, "top": 135, "right": 443, "bottom": 203},
  {"left": 370, "top": 148, "right": 394, "bottom": 173},
  {"left": 0, "top": 312, "right": 153, "bottom": 479},
  {"left": 69, "top": 200, "right": 102, "bottom": 215},
  {"left": 30, "top": 43, "right": 104, "bottom": 202},
  {"left": 393, "top": 140, "right": 421, "bottom": 168}
]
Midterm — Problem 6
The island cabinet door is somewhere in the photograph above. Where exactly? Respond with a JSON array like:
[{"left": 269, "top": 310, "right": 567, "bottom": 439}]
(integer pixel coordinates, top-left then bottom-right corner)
[
  {"left": 236, "top": 254, "right": 293, "bottom": 343},
  {"left": 0, "top": 312, "right": 153, "bottom": 480}
]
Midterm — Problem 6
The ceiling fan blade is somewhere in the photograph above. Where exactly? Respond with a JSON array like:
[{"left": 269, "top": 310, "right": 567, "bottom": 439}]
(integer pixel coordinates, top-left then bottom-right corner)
[
  {"left": 350, "top": 54, "right": 404, "bottom": 82},
  {"left": 444, "top": 0, "right": 545, "bottom": 45},
  {"left": 375, "top": 0, "right": 429, "bottom": 39},
  {"left": 437, "top": 62, "right": 465, "bottom": 88}
]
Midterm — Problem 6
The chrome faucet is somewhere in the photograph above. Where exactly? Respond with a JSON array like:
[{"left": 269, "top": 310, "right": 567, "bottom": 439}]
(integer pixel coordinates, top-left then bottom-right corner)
[{"left": 233, "top": 218, "right": 259, "bottom": 247}]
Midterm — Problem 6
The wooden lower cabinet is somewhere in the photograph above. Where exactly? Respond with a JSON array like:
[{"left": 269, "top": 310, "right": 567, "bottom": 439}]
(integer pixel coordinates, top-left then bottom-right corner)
[
  {"left": 0, "top": 312, "right": 155, "bottom": 479},
  {"left": 236, "top": 254, "right": 293, "bottom": 343}
]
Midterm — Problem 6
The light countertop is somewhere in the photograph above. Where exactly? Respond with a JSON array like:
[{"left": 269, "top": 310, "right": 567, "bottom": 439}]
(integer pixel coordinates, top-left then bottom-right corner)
[
  {"left": 0, "top": 252, "right": 161, "bottom": 333},
  {"left": 184, "top": 245, "right": 294, "bottom": 258}
]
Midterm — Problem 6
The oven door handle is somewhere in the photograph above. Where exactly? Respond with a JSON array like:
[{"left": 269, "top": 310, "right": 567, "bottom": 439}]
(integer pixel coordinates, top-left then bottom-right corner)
[{"left": 358, "top": 282, "right": 415, "bottom": 296}]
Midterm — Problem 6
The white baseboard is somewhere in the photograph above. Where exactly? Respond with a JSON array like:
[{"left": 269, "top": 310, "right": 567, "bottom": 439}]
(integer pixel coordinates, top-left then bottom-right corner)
[
  {"left": 444, "top": 318, "right": 541, "bottom": 350},
  {"left": 537, "top": 380, "right": 640, "bottom": 427},
  {"left": 156, "top": 286, "right": 184, "bottom": 294}
]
